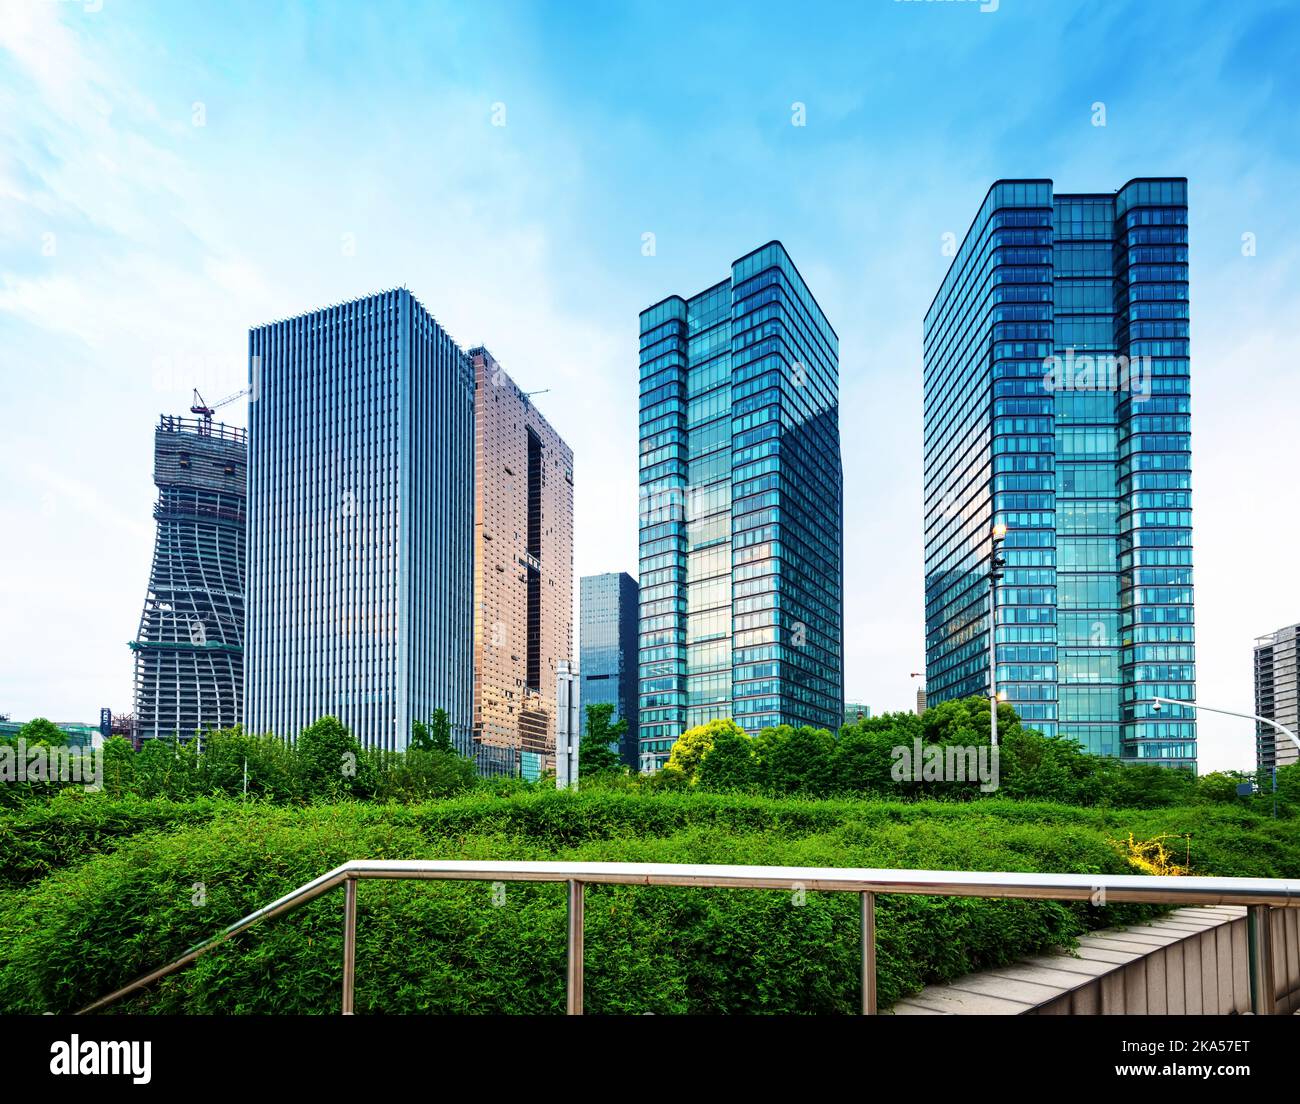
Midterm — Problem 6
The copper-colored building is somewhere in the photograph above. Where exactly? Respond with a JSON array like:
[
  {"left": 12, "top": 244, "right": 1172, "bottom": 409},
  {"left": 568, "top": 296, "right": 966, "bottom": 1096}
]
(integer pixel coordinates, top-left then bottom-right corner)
[{"left": 471, "top": 347, "right": 574, "bottom": 774}]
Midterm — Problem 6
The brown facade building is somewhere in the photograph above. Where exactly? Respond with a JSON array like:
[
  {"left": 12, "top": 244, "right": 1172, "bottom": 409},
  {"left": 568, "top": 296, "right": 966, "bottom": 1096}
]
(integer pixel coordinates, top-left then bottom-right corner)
[{"left": 471, "top": 347, "right": 574, "bottom": 774}]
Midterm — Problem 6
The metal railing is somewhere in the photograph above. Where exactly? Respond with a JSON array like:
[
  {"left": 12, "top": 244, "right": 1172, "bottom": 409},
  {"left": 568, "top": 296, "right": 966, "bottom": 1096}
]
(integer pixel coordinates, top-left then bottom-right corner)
[{"left": 77, "top": 860, "right": 1300, "bottom": 1016}]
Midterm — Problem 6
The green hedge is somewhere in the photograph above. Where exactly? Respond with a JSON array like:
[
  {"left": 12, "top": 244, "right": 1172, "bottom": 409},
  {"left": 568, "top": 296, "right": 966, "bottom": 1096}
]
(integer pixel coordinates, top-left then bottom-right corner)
[
  {"left": 3, "top": 788, "right": 1297, "bottom": 888},
  {"left": 0, "top": 793, "right": 226, "bottom": 888},
  {"left": 3, "top": 791, "right": 1295, "bottom": 1014}
]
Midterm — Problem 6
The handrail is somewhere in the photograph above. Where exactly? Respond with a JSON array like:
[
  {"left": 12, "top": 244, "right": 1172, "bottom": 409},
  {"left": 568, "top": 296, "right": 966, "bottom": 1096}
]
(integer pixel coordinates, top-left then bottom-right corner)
[{"left": 77, "top": 860, "right": 1300, "bottom": 1016}]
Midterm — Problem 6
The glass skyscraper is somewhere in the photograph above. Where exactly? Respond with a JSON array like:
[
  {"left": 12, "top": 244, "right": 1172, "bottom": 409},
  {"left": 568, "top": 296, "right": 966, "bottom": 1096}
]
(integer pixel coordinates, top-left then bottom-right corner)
[
  {"left": 638, "top": 241, "right": 843, "bottom": 772},
  {"left": 244, "top": 289, "right": 475, "bottom": 752},
  {"left": 579, "top": 572, "right": 639, "bottom": 767},
  {"left": 923, "top": 179, "right": 1195, "bottom": 767}
]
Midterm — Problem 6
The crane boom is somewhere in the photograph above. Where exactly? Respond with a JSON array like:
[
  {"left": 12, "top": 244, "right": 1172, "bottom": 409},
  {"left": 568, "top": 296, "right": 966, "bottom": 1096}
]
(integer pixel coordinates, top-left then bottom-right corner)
[{"left": 190, "top": 387, "right": 248, "bottom": 434}]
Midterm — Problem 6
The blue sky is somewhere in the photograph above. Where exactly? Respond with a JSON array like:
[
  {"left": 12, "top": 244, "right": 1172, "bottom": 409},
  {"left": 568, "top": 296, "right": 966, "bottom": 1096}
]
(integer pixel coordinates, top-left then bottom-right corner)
[{"left": 2, "top": 0, "right": 1298, "bottom": 771}]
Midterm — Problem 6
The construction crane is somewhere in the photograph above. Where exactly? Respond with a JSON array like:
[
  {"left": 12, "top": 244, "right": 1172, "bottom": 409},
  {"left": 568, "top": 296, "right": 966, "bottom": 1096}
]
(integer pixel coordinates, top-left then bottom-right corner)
[{"left": 191, "top": 388, "right": 247, "bottom": 434}]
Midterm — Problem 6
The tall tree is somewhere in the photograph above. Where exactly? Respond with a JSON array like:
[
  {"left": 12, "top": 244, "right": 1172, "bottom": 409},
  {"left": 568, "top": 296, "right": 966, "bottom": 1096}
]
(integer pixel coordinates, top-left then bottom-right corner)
[
  {"left": 668, "top": 718, "right": 745, "bottom": 784},
  {"left": 696, "top": 727, "right": 758, "bottom": 791},
  {"left": 580, "top": 703, "right": 624, "bottom": 775},
  {"left": 410, "top": 709, "right": 455, "bottom": 755},
  {"left": 13, "top": 718, "right": 65, "bottom": 746},
  {"left": 755, "top": 724, "right": 836, "bottom": 796},
  {"left": 297, "top": 716, "right": 371, "bottom": 799}
]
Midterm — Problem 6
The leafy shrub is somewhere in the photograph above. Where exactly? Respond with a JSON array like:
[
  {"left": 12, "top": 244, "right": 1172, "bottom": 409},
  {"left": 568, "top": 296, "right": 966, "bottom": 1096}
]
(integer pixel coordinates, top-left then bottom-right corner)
[
  {"left": 665, "top": 697, "right": 1299, "bottom": 814},
  {"left": 1, "top": 790, "right": 1294, "bottom": 1014}
]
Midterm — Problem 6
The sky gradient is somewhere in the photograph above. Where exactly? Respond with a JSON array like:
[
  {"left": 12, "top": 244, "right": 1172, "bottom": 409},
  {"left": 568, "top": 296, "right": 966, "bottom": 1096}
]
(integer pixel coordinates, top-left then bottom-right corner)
[{"left": 2, "top": 0, "right": 1298, "bottom": 772}]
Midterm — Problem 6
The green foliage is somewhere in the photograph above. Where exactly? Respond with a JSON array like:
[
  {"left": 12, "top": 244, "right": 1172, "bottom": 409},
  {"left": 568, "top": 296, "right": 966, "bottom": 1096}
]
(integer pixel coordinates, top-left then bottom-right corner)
[
  {"left": 9, "top": 699, "right": 1291, "bottom": 1016},
  {"left": 409, "top": 719, "right": 432, "bottom": 753},
  {"left": 1, "top": 789, "right": 1294, "bottom": 1015},
  {"left": 410, "top": 710, "right": 453, "bottom": 755},
  {"left": 638, "top": 765, "right": 689, "bottom": 791},
  {"left": 668, "top": 718, "right": 745, "bottom": 783},
  {"left": 5, "top": 700, "right": 1297, "bottom": 817},
  {"left": 654, "top": 697, "right": 1293, "bottom": 815},
  {"left": 296, "top": 716, "right": 373, "bottom": 800},
  {"left": 696, "top": 728, "right": 759, "bottom": 791},
  {"left": 580, "top": 704, "right": 625, "bottom": 777},
  {"left": 0, "top": 726, "right": 106, "bottom": 809},
  {"left": 832, "top": 715, "right": 917, "bottom": 794},
  {"left": 130, "top": 737, "right": 197, "bottom": 799},
  {"left": 101, "top": 736, "right": 136, "bottom": 800},
  {"left": 12, "top": 718, "right": 65, "bottom": 746},
  {"left": 755, "top": 725, "right": 836, "bottom": 795},
  {"left": 0, "top": 793, "right": 225, "bottom": 888},
  {"left": 1193, "top": 771, "right": 1249, "bottom": 804},
  {"left": 1095, "top": 763, "right": 1194, "bottom": 808},
  {"left": 366, "top": 749, "right": 476, "bottom": 803},
  {"left": 42, "top": 718, "right": 476, "bottom": 809},
  {"left": 7, "top": 787, "right": 1299, "bottom": 886},
  {"left": 1276, "top": 762, "right": 1300, "bottom": 807}
]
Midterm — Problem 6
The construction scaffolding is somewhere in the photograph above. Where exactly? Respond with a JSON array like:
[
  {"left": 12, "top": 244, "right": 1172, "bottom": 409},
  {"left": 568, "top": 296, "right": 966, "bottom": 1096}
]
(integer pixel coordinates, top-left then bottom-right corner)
[{"left": 132, "top": 414, "right": 247, "bottom": 740}]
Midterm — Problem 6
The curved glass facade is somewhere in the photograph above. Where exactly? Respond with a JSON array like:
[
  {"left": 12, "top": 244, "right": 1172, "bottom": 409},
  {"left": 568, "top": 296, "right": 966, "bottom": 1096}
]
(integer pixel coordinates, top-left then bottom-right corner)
[
  {"left": 638, "top": 242, "right": 843, "bottom": 771},
  {"left": 923, "top": 179, "right": 1194, "bottom": 767}
]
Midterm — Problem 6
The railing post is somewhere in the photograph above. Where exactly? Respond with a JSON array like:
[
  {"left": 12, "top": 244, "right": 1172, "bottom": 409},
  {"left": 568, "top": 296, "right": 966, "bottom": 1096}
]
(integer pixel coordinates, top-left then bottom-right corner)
[
  {"left": 1247, "top": 904, "right": 1276, "bottom": 1015},
  {"left": 341, "top": 876, "right": 357, "bottom": 1016},
  {"left": 861, "top": 892, "right": 877, "bottom": 1015},
  {"left": 567, "top": 879, "right": 584, "bottom": 1016}
]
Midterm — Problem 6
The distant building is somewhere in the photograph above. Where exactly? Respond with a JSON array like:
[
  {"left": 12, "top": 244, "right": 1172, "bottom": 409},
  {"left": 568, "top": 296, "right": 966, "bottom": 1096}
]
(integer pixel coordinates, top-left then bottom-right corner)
[
  {"left": 132, "top": 414, "right": 246, "bottom": 741},
  {"left": 244, "top": 290, "right": 475, "bottom": 753},
  {"left": 580, "top": 572, "right": 640, "bottom": 766},
  {"left": 1254, "top": 624, "right": 1300, "bottom": 772},
  {"left": 843, "top": 702, "right": 872, "bottom": 728},
  {"left": 471, "top": 348, "right": 574, "bottom": 777},
  {"left": 0, "top": 719, "right": 100, "bottom": 748},
  {"left": 916, "top": 687, "right": 928, "bottom": 716}
]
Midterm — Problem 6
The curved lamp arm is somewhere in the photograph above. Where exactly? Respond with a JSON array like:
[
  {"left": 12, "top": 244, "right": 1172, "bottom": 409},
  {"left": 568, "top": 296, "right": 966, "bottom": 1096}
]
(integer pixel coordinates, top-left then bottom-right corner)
[{"left": 1152, "top": 696, "right": 1300, "bottom": 754}]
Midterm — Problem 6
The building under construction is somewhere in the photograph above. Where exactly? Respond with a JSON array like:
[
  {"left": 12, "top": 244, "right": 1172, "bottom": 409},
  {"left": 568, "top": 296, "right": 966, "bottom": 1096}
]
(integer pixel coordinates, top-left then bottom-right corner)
[{"left": 132, "top": 412, "right": 247, "bottom": 740}]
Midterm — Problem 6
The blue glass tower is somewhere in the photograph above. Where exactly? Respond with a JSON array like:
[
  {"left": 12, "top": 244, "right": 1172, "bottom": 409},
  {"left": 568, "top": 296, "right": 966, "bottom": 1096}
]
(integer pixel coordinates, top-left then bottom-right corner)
[
  {"left": 638, "top": 241, "right": 843, "bottom": 772},
  {"left": 923, "top": 179, "right": 1194, "bottom": 766},
  {"left": 244, "top": 289, "right": 475, "bottom": 752},
  {"left": 579, "top": 572, "right": 639, "bottom": 766}
]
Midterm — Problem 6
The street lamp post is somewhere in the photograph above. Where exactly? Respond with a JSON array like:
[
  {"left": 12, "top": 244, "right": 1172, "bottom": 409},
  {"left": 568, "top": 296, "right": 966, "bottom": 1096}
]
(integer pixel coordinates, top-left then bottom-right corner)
[
  {"left": 1150, "top": 695, "right": 1297, "bottom": 1016},
  {"left": 989, "top": 523, "right": 1007, "bottom": 748}
]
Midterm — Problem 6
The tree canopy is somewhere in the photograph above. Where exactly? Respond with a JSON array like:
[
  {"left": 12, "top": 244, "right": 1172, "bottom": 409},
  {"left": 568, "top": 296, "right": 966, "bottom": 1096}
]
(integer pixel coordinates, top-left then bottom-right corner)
[
  {"left": 654, "top": 696, "right": 1287, "bottom": 810},
  {"left": 579, "top": 703, "right": 625, "bottom": 776}
]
